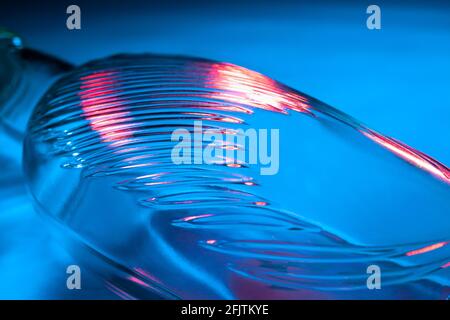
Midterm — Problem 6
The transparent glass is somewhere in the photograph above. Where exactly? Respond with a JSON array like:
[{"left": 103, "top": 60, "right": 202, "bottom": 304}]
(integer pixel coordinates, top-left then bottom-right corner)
[{"left": 24, "top": 54, "right": 450, "bottom": 299}]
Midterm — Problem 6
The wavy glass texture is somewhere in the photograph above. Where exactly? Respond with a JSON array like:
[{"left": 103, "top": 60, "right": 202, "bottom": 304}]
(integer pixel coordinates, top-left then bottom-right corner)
[{"left": 24, "top": 54, "right": 450, "bottom": 299}]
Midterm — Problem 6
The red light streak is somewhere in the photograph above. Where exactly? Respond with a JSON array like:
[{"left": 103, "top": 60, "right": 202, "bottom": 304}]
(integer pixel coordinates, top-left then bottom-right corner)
[
  {"left": 406, "top": 241, "right": 449, "bottom": 256},
  {"left": 362, "top": 130, "right": 450, "bottom": 184}
]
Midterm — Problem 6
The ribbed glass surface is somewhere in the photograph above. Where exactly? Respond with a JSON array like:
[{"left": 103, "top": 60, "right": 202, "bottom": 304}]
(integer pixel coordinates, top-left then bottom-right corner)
[{"left": 23, "top": 54, "right": 449, "bottom": 299}]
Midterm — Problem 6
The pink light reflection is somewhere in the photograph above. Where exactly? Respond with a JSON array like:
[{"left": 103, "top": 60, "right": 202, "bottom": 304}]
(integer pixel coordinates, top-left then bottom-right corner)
[
  {"left": 182, "top": 213, "right": 214, "bottom": 222},
  {"left": 204, "top": 62, "right": 312, "bottom": 114},
  {"left": 134, "top": 267, "right": 163, "bottom": 285},
  {"left": 128, "top": 276, "right": 151, "bottom": 288},
  {"left": 406, "top": 241, "right": 449, "bottom": 257},
  {"left": 362, "top": 130, "right": 450, "bottom": 184},
  {"left": 79, "top": 71, "right": 134, "bottom": 143}
]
